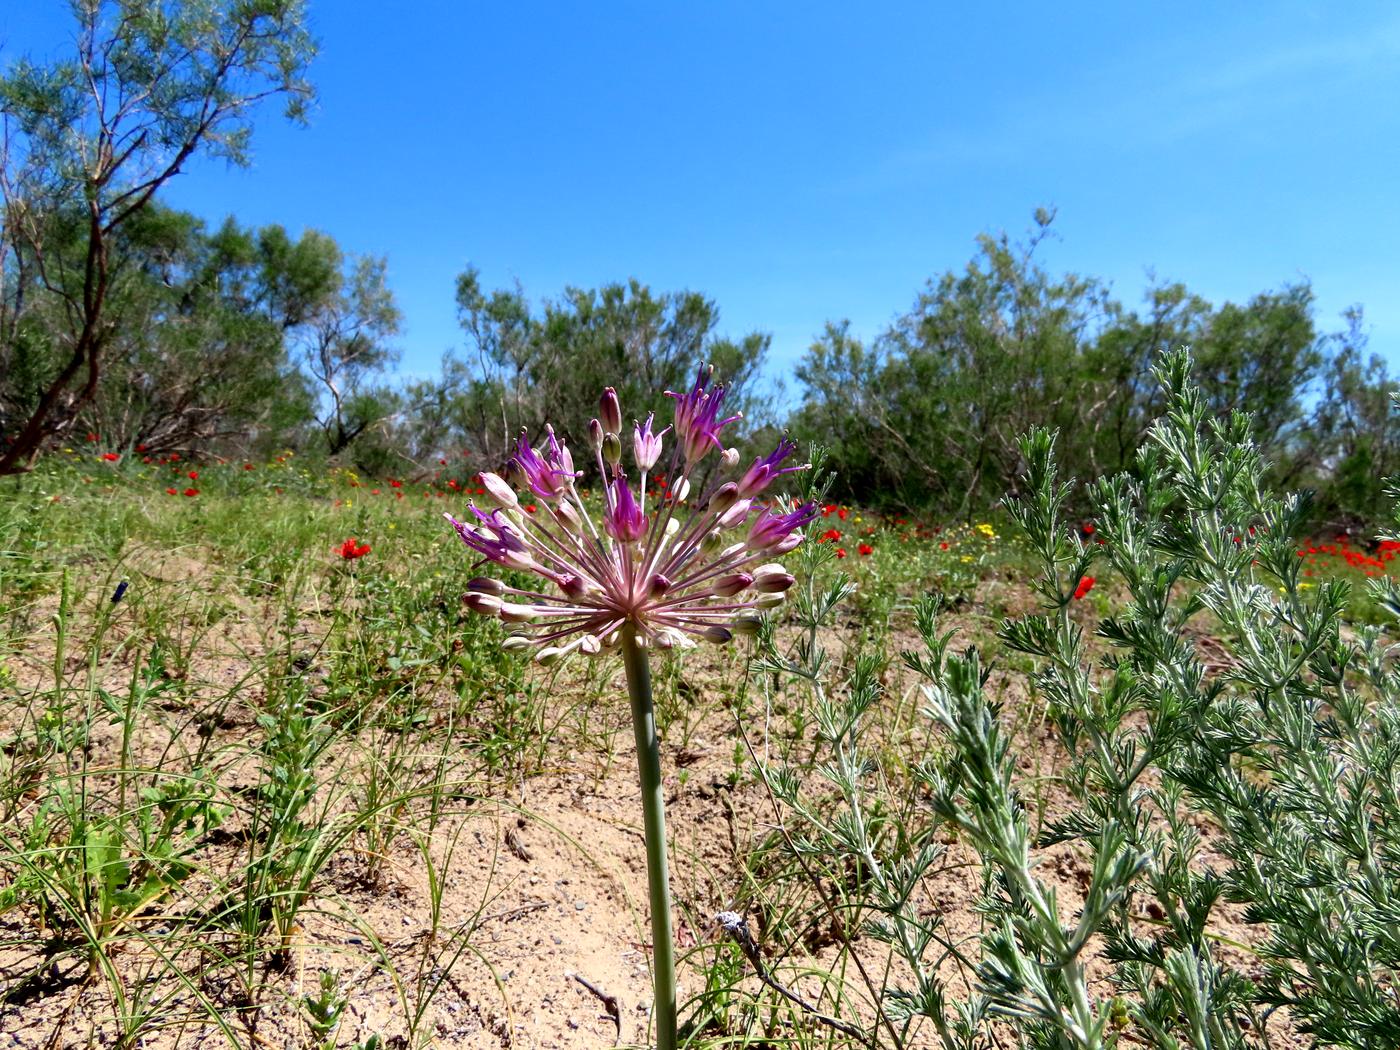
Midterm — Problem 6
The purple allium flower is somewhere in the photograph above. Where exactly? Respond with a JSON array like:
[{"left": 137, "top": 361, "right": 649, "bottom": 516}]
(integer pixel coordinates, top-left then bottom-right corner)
[
  {"left": 665, "top": 365, "right": 741, "bottom": 468},
  {"left": 736, "top": 436, "right": 807, "bottom": 497},
  {"left": 511, "top": 424, "right": 578, "bottom": 500},
  {"left": 633, "top": 412, "right": 669, "bottom": 472},
  {"left": 604, "top": 473, "right": 649, "bottom": 543},
  {"left": 447, "top": 373, "right": 812, "bottom": 658}
]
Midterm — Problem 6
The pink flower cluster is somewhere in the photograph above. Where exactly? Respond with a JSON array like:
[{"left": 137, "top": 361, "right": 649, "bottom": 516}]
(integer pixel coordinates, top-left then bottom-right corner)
[{"left": 447, "top": 368, "right": 814, "bottom": 661}]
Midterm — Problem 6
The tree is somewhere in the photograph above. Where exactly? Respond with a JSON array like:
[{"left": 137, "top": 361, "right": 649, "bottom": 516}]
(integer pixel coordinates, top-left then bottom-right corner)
[
  {"left": 296, "top": 246, "right": 401, "bottom": 455},
  {"left": 440, "top": 271, "right": 770, "bottom": 468},
  {"left": 0, "top": 0, "right": 315, "bottom": 475}
]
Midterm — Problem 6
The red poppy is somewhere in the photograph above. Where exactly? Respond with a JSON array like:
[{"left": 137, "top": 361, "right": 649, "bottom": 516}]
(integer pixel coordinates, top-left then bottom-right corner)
[
  {"left": 86, "top": 432, "right": 99, "bottom": 442},
  {"left": 166, "top": 487, "right": 177, "bottom": 495},
  {"left": 100, "top": 452, "right": 120, "bottom": 462},
  {"left": 820, "top": 528, "right": 842, "bottom": 543},
  {"left": 939, "top": 541, "right": 950, "bottom": 550},
  {"left": 1082, "top": 523, "right": 1095, "bottom": 535},
  {"left": 1073, "top": 575, "right": 1096, "bottom": 600},
  {"left": 338, "top": 537, "right": 372, "bottom": 560},
  {"left": 187, "top": 470, "right": 199, "bottom": 480},
  {"left": 183, "top": 487, "right": 199, "bottom": 497},
  {"left": 524, "top": 503, "right": 537, "bottom": 514},
  {"left": 389, "top": 479, "right": 403, "bottom": 488},
  {"left": 136, "top": 443, "right": 146, "bottom": 452},
  {"left": 835, "top": 547, "right": 848, "bottom": 559},
  {"left": 243, "top": 463, "right": 255, "bottom": 470},
  {"left": 858, "top": 543, "right": 874, "bottom": 556}
]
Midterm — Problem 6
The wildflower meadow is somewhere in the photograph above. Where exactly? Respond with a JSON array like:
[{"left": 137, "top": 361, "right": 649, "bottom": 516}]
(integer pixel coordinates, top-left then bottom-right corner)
[{"left": 3, "top": 349, "right": 1400, "bottom": 1049}]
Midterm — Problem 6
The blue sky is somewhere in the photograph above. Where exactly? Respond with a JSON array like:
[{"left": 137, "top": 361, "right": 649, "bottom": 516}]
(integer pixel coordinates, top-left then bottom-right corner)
[{"left": 4, "top": 2, "right": 1398, "bottom": 399}]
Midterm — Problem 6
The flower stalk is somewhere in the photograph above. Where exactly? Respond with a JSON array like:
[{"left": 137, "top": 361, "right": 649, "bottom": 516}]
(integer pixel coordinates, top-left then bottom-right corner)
[{"left": 622, "top": 624, "right": 677, "bottom": 1050}]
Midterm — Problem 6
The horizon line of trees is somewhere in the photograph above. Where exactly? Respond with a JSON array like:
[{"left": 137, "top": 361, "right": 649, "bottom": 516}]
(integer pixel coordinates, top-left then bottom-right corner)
[
  {"left": 3, "top": 4, "right": 1397, "bottom": 528},
  {"left": 4, "top": 199, "right": 1397, "bottom": 528}
]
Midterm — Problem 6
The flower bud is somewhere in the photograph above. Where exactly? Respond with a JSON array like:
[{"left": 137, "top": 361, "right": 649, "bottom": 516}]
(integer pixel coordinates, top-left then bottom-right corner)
[
  {"left": 709, "top": 482, "right": 740, "bottom": 513},
  {"left": 771, "top": 532, "right": 804, "bottom": 554},
  {"left": 721, "top": 447, "right": 740, "bottom": 469},
  {"left": 559, "top": 573, "right": 595, "bottom": 600},
  {"left": 673, "top": 477, "right": 691, "bottom": 502},
  {"left": 578, "top": 634, "right": 602, "bottom": 655},
  {"left": 603, "top": 432, "right": 622, "bottom": 466},
  {"left": 752, "top": 563, "right": 795, "bottom": 593},
  {"left": 479, "top": 471, "right": 519, "bottom": 509},
  {"left": 600, "top": 387, "right": 622, "bottom": 434},
  {"left": 700, "top": 529, "right": 725, "bottom": 554},
  {"left": 664, "top": 516, "right": 681, "bottom": 537},
  {"left": 731, "top": 611, "right": 764, "bottom": 636},
  {"left": 502, "top": 635, "right": 534, "bottom": 651},
  {"left": 463, "top": 593, "right": 502, "bottom": 617},
  {"left": 552, "top": 499, "right": 584, "bottom": 533},
  {"left": 467, "top": 577, "right": 504, "bottom": 595},
  {"left": 756, "top": 592, "right": 787, "bottom": 608},
  {"left": 649, "top": 573, "right": 673, "bottom": 598},
  {"left": 718, "top": 498, "right": 753, "bottom": 530},
  {"left": 712, "top": 571, "right": 754, "bottom": 597},
  {"left": 589, "top": 418, "right": 604, "bottom": 452},
  {"left": 535, "top": 646, "right": 564, "bottom": 666},
  {"left": 701, "top": 625, "right": 733, "bottom": 644}
]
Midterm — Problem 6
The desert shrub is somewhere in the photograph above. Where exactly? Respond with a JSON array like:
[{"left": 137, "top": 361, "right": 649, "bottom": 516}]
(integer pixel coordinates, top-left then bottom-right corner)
[{"left": 741, "top": 349, "right": 1400, "bottom": 1048}]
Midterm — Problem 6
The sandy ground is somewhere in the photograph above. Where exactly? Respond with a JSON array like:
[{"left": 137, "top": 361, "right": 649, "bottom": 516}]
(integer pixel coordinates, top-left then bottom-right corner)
[{"left": 0, "top": 573, "right": 1304, "bottom": 1049}]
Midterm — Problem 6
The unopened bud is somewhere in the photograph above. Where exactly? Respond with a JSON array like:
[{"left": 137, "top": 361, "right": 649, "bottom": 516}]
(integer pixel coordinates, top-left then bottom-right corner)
[
  {"left": 603, "top": 432, "right": 622, "bottom": 466},
  {"left": 480, "top": 471, "right": 519, "bottom": 509},
  {"left": 600, "top": 387, "right": 622, "bottom": 434},
  {"left": 700, "top": 529, "right": 725, "bottom": 554},
  {"left": 756, "top": 592, "right": 787, "bottom": 608},
  {"left": 463, "top": 593, "right": 502, "bottom": 617},
  {"left": 752, "top": 563, "right": 795, "bottom": 593},
  {"left": 701, "top": 625, "right": 733, "bottom": 644},
  {"left": 553, "top": 500, "right": 583, "bottom": 533},
  {"left": 721, "top": 447, "right": 740, "bottom": 469},
  {"left": 731, "top": 611, "right": 764, "bottom": 636},
  {"left": 578, "top": 634, "right": 602, "bottom": 655},
  {"left": 467, "top": 577, "right": 504, "bottom": 596},
  {"left": 772, "top": 532, "right": 803, "bottom": 554},
  {"left": 718, "top": 498, "right": 753, "bottom": 530},
  {"left": 713, "top": 572, "right": 754, "bottom": 597},
  {"left": 589, "top": 418, "right": 604, "bottom": 452},
  {"left": 710, "top": 482, "right": 740, "bottom": 514},
  {"left": 559, "top": 574, "right": 594, "bottom": 600},
  {"left": 664, "top": 516, "right": 681, "bottom": 537},
  {"left": 502, "top": 635, "right": 533, "bottom": 652},
  {"left": 649, "top": 573, "right": 673, "bottom": 598},
  {"left": 535, "top": 646, "right": 564, "bottom": 666},
  {"left": 673, "top": 477, "right": 692, "bottom": 502}
]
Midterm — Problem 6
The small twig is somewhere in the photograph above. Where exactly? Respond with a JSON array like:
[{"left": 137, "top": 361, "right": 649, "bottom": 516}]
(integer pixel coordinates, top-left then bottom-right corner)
[
  {"left": 568, "top": 971, "right": 623, "bottom": 1045},
  {"left": 715, "top": 911, "right": 872, "bottom": 1045},
  {"left": 481, "top": 900, "right": 549, "bottom": 925}
]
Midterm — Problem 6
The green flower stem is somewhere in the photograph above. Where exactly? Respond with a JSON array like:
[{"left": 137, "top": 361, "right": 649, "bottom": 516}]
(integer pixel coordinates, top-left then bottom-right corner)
[{"left": 622, "top": 624, "right": 677, "bottom": 1050}]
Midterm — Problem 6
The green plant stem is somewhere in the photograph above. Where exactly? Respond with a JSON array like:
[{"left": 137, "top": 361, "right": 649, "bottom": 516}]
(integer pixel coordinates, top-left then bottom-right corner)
[{"left": 622, "top": 624, "right": 677, "bottom": 1050}]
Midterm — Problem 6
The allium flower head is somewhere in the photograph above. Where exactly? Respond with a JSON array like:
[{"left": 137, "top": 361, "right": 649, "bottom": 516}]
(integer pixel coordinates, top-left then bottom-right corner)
[{"left": 448, "top": 374, "right": 812, "bottom": 660}]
